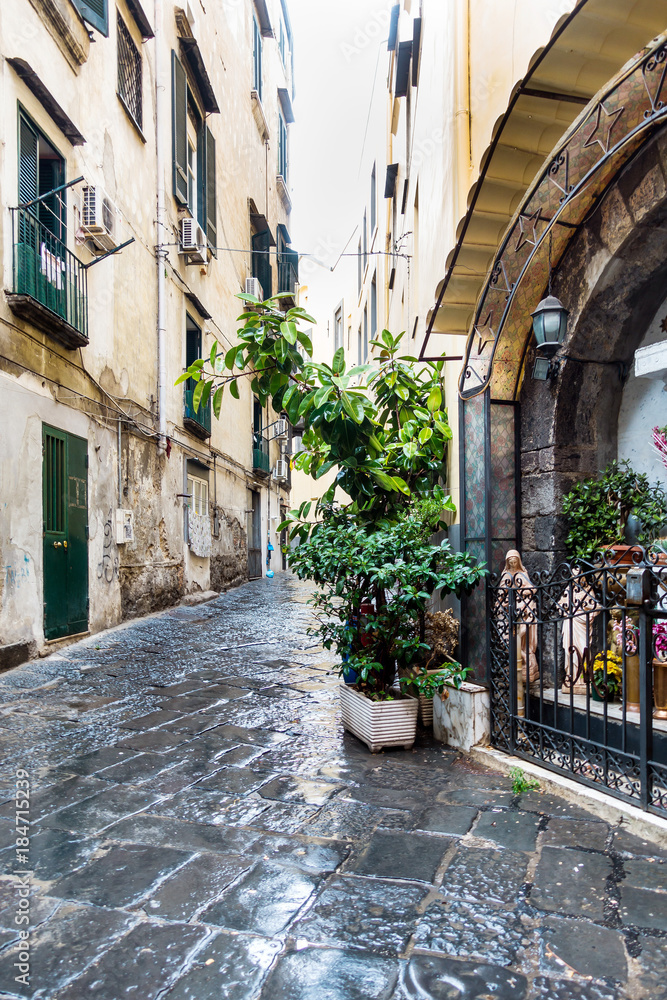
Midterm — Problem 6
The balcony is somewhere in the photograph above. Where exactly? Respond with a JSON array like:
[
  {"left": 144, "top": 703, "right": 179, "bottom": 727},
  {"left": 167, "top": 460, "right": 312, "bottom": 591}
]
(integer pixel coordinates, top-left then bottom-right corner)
[
  {"left": 184, "top": 388, "right": 212, "bottom": 439},
  {"left": 277, "top": 258, "right": 298, "bottom": 309},
  {"left": 253, "top": 433, "right": 270, "bottom": 476},
  {"left": 7, "top": 208, "right": 88, "bottom": 349}
]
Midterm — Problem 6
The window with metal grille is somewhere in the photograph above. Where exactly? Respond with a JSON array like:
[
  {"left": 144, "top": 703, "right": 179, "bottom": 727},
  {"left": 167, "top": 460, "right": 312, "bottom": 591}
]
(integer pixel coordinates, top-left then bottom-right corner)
[{"left": 117, "top": 12, "right": 142, "bottom": 130}]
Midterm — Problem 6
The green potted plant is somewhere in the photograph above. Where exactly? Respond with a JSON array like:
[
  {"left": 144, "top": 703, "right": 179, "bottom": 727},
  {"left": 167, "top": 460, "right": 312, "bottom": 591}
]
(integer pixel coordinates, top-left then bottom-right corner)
[
  {"left": 288, "top": 497, "right": 486, "bottom": 752},
  {"left": 591, "top": 651, "right": 623, "bottom": 702},
  {"left": 178, "top": 300, "right": 488, "bottom": 749},
  {"left": 562, "top": 460, "right": 667, "bottom": 564}
]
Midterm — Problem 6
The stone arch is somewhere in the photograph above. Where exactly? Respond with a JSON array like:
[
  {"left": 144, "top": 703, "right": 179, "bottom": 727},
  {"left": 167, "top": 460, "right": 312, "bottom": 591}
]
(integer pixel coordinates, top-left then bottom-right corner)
[{"left": 520, "top": 126, "right": 667, "bottom": 574}]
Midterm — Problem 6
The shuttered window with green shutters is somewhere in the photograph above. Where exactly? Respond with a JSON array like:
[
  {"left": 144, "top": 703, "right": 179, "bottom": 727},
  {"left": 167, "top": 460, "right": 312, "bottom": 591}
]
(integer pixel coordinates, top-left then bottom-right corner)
[
  {"left": 18, "top": 109, "right": 65, "bottom": 241},
  {"left": 71, "top": 0, "right": 108, "bottom": 36},
  {"left": 205, "top": 127, "right": 217, "bottom": 251},
  {"left": 172, "top": 51, "right": 189, "bottom": 206},
  {"left": 172, "top": 51, "right": 217, "bottom": 251}
]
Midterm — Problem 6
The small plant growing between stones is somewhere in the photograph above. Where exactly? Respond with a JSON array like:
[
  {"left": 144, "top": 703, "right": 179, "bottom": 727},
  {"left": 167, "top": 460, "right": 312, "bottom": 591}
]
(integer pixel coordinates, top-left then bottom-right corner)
[{"left": 509, "top": 766, "right": 540, "bottom": 795}]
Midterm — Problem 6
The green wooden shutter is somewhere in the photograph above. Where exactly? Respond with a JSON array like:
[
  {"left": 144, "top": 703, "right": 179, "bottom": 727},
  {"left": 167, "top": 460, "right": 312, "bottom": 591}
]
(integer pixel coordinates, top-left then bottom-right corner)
[
  {"left": 71, "top": 0, "right": 108, "bottom": 35},
  {"left": 172, "top": 51, "right": 188, "bottom": 206},
  {"left": 252, "top": 230, "right": 272, "bottom": 300},
  {"left": 18, "top": 114, "right": 38, "bottom": 208},
  {"left": 205, "top": 126, "right": 217, "bottom": 251},
  {"left": 285, "top": 246, "right": 298, "bottom": 286}
]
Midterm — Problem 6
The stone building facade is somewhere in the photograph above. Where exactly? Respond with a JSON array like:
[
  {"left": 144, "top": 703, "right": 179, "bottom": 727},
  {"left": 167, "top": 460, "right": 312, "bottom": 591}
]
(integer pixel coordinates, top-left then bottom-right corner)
[{"left": 0, "top": 0, "right": 297, "bottom": 668}]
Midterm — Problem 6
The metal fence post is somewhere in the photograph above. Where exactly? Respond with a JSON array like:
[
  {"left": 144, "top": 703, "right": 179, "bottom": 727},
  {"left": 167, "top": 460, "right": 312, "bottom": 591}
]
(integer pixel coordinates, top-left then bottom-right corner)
[
  {"left": 508, "top": 586, "right": 517, "bottom": 753},
  {"left": 638, "top": 605, "right": 652, "bottom": 812}
]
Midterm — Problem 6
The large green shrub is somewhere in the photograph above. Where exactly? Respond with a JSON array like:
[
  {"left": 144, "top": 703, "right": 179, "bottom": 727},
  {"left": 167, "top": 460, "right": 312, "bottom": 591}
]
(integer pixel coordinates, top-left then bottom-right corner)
[{"left": 562, "top": 460, "right": 667, "bottom": 560}]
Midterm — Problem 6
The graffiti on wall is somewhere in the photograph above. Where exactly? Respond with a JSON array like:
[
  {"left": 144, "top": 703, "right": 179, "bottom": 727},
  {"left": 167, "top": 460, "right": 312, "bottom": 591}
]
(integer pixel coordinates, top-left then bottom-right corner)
[
  {"left": 4, "top": 554, "right": 31, "bottom": 590},
  {"left": 97, "top": 509, "right": 119, "bottom": 584}
]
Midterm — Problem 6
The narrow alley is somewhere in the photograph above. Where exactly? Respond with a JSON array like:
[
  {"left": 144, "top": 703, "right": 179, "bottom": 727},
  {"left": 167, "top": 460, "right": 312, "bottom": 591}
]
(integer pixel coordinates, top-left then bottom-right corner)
[{"left": 0, "top": 579, "right": 664, "bottom": 999}]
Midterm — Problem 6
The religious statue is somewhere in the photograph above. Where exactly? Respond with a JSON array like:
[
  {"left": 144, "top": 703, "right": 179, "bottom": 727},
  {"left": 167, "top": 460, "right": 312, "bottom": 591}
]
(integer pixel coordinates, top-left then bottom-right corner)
[
  {"left": 558, "top": 577, "right": 601, "bottom": 695},
  {"left": 496, "top": 550, "right": 539, "bottom": 716}
]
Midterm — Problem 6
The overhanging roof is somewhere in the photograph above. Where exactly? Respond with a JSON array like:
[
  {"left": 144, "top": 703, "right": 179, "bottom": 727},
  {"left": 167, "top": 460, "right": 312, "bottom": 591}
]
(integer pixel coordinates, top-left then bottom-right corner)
[
  {"left": 8, "top": 59, "right": 85, "bottom": 145},
  {"left": 421, "top": 0, "right": 667, "bottom": 357}
]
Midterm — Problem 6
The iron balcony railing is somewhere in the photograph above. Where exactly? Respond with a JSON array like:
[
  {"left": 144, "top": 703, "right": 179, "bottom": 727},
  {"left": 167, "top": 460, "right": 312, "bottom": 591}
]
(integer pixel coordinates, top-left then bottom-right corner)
[
  {"left": 184, "top": 388, "right": 211, "bottom": 436},
  {"left": 489, "top": 549, "right": 667, "bottom": 815},
  {"left": 253, "top": 433, "right": 270, "bottom": 475},
  {"left": 11, "top": 207, "right": 88, "bottom": 339},
  {"left": 277, "top": 259, "right": 297, "bottom": 299}
]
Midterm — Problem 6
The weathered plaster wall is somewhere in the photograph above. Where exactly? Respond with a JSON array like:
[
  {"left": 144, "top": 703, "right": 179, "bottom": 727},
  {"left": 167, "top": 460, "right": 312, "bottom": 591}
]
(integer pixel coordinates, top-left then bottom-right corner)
[{"left": 520, "top": 130, "right": 667, "bottom": 575}]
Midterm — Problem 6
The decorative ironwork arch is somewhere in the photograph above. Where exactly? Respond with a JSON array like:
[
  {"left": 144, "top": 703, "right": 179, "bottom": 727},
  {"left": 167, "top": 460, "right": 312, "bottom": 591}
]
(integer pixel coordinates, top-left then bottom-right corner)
[{"left": 459, "top": 34, "right": 667, "bottom": 401}]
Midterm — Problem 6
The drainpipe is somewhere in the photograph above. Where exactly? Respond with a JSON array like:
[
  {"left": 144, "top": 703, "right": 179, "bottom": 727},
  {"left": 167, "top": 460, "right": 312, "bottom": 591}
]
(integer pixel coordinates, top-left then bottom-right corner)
[
  {"left": 155, "top": 0, "right": 167, "bottom": 452},
  {"left": 455, "top": 0, "right": 472, "bottom": 183}
]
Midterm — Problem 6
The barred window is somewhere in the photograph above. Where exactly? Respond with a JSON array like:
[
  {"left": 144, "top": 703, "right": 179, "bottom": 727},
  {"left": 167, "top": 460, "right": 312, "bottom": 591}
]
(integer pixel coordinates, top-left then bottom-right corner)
[{"left": 117, "top": 12, "right": 142, "bottom": 130}]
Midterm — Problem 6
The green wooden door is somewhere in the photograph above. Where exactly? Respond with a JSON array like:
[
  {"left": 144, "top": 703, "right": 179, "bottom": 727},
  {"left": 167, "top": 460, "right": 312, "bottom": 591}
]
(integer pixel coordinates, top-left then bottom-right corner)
[{"left": 43, "top": 426, "right": 89, "bottom": 640}]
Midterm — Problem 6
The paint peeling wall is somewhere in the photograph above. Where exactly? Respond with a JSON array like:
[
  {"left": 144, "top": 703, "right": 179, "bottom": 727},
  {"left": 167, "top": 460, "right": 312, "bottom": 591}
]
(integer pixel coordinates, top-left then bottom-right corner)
[{"left": 0, "top": 0, "right": 295, "bottom": 668}]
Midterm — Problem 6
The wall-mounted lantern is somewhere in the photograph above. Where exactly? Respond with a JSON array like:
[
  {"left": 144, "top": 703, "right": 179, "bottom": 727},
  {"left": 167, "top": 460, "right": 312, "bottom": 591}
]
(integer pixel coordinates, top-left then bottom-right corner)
[{"left": 531, "top": 294, "right": 569, "bottom": 380}]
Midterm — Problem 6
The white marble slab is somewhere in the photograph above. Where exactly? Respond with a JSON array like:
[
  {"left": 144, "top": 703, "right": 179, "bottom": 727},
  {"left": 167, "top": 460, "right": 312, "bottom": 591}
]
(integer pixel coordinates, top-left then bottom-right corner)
[{"left": 433, "top": 681, "right": 490, "bottom": 751}]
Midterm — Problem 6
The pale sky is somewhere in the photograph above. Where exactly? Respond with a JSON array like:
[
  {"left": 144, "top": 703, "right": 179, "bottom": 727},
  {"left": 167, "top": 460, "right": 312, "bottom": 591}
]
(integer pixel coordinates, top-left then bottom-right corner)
[{"left": 289, "top": 0, "right": 390, "bottom": 328}]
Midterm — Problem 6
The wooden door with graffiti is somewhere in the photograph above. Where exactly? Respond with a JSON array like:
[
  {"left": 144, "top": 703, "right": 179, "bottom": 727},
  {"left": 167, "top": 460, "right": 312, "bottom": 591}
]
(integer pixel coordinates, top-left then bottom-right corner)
[{"left": 42, "top": 425, "right": 89, "bottom": 640}]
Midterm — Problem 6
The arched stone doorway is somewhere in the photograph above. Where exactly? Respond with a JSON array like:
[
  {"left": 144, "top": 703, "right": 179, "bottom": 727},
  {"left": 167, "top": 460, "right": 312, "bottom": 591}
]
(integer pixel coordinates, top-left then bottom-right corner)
[{"left": 520, "top": 128, "right": 667, "bottom": 577}]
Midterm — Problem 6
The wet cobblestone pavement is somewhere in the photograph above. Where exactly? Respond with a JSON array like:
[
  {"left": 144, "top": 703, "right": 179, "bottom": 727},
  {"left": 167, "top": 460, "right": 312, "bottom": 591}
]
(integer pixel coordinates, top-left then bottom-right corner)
[{"left": 0, "top": 576, "right": 665, "bottom": 999}]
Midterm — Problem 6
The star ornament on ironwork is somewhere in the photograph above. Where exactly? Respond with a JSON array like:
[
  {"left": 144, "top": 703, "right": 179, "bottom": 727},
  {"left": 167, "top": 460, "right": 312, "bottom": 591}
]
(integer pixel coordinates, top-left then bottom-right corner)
[
  {"left": 473, "top": 313, "right": 496, "bottom": 356},
  {"left": 514, "top": 208, "right": 542, "bottom": 253},
  {"left": 583, "top": 101, "right": 625, "bottom": 154}
]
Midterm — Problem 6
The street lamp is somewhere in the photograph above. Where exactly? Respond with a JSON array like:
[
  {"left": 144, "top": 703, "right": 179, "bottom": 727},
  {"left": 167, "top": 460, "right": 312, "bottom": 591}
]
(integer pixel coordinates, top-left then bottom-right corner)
[{"left": 531, "top": 294, "right": 568, "bottom": 380}]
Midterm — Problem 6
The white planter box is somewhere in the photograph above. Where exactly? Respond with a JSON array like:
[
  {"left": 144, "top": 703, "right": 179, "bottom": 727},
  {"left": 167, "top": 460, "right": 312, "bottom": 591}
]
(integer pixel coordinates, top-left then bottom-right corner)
[
  {"left": 339, "top": 684, "right": 418, "bottom": 753},
  {"left": 433, "top": 681, "right": 490, "bottom": 752}
]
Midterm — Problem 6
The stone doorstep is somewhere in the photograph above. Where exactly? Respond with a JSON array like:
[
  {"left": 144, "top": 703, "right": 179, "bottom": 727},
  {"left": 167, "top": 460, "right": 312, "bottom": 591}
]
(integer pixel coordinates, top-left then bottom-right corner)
[
  {"left": 470, "top": 745, "right": 667, "bottom": 850},
  {"left": 180, "top": 591, "right": 219, "bottom": 607}
]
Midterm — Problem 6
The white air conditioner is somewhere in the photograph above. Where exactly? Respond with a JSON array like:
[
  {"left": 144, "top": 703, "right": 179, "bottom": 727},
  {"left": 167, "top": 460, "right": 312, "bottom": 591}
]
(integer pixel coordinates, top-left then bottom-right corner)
[
  {"left": 180, "top": 218, "right": 207, "bottom": 263},
  {"left": 274, "top": 459, "right": 289, "bottom": 481},
  {"left": 273, "top": 418, "right": 288, "bottom": 440},
  {"left": 81, "top": 186, "right": 119, "bottom": 252},
  {"left": 244, "top": 276, "right": 263, "bottom": 301},
  {"left": 115, "top": 509, "right": 134, "bottom": 545}
]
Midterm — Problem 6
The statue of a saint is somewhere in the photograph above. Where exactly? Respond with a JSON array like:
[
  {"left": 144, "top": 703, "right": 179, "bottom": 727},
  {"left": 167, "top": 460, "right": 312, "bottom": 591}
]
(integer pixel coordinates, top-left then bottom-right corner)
[
  {"left": 559, "top": 578, "right": 600, "bottom": 695},
  {"left": 497, "top": 550, "right": 539, "bottom": 715}
]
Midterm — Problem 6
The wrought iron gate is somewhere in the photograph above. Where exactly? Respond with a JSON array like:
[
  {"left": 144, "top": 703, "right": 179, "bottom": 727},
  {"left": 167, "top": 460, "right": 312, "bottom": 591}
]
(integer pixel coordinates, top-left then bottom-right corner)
[{"left": 489, "top": 551, "right": 667, "bottom": 815}]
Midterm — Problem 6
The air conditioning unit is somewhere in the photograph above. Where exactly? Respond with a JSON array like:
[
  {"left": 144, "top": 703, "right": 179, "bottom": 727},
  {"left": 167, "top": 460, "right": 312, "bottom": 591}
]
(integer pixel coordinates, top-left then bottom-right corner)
[
  {"left": 274, "top": 459, "right": 289, "bottom": 482},
  {"left": 180, "top": 218, "right": 207, "bottom": 263},
  {"left": 115, "top": 509, "right": 134, "bottom": 545},
  {"left": 273, "top": 418, "right": 288, "bottom": 440},
  {"left": 81, "top": 186, "right": 119, "bottom": 252},
  {"left": 244, "top": 276, "right": 263, "bottom": 301}
]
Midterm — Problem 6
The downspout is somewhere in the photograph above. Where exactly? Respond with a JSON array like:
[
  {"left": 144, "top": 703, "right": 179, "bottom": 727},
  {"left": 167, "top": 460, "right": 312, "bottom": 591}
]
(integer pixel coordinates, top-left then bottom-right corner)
[{"left": 155, "top": 0, "right": 167, "bottom": 452}]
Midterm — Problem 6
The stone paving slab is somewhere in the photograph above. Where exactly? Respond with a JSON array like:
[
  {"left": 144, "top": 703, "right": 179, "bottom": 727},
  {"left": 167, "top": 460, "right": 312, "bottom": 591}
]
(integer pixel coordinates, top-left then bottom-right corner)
[{"left": 0, "top": 577, "right": 664, "bottom": 999}]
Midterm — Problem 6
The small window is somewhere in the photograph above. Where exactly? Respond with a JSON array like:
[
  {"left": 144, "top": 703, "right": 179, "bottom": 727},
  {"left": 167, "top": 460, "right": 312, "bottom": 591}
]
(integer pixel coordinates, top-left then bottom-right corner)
[
  {"left": 370, "top": 275, "right": 377, "bottom": 342},
  {"left": 117, "top": 12, "right": 142, "bottom": 130},
  {"left": 362, "top": 209, "right": 367, "bottom": 272},
  {"left": 334, "top": 302, "right": 344, "bottom": 352},
  {"left": 186, "top": 474, "right": 209, "bottom": 516},
  {"left": 253, "top": 15, "right": 263, "bottom": 99},
  {"left": 278, "top": 111, "right": 288, "bottom": 181},
  {"left": 279, "top": 18, "right": 287, "bottom": 66},
  {"left": 363, "top": 305, "right": 368, "bottom": 362},
  {"left": 187, "top": 105, "right": 199, "bottom": 217},
  {"left": 370, "top": 164, "right": 376, "bottom": 233}
]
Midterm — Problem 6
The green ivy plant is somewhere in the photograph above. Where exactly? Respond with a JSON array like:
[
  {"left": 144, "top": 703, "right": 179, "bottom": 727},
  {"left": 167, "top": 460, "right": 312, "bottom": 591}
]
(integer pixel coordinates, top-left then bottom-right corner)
[
  {"left": 177, "top": 294, "right": 454, "bottom": 529},
  {"left": 288, "top": 497, "right": 486, "bottom": 696},
  {"left": 562, "top": 460, "right": 667, "bottom": 561}
]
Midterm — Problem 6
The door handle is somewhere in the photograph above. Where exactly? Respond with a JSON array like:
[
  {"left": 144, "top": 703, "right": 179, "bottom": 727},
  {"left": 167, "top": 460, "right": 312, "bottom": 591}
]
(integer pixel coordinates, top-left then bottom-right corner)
[
  {"left": 53, "top": 542, "right": 62, "bottom": 548},
  {"left": 63, "top": 540, "right": 68, "bottom": 549}
]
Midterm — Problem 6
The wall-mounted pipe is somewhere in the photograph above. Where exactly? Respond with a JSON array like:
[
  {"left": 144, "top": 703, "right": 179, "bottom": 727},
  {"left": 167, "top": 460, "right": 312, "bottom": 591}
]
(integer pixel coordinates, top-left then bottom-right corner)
[{"left": 155, "top": 0, "right": 167, "bottom": 451}]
